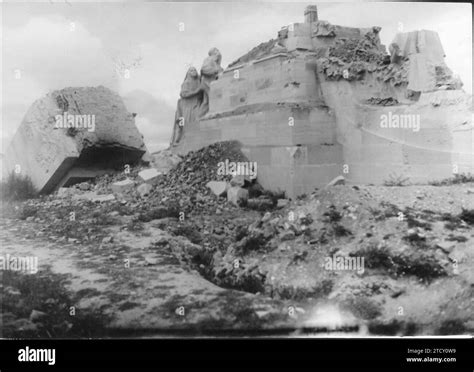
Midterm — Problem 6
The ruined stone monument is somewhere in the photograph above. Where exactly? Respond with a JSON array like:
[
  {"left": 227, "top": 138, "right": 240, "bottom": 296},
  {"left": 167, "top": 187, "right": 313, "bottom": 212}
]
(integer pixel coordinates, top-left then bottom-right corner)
[
  {"left": 3, "top": 86, "right": 147, "bottom": 193},
  {"left": 172, "top": 5, "right": 472, "bottom": 198}
]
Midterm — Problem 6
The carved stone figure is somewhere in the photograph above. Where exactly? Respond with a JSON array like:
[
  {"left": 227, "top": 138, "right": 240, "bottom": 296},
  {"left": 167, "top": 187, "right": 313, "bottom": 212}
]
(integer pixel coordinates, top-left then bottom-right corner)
[
  {"left": 199, "top": 47, "right": 223, "bottom": 116},
  {"left": 389, "top": 42, "right": 402, "bottom": 64},
  {"left": 170, "top": 67, "right": 202, "bottom": 146}
]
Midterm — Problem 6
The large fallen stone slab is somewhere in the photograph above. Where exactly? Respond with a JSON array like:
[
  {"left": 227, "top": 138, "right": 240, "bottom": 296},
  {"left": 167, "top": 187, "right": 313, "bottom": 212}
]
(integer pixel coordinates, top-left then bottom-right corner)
[{"left": 3, "top": 86, "right": 147, "bottom": 193}]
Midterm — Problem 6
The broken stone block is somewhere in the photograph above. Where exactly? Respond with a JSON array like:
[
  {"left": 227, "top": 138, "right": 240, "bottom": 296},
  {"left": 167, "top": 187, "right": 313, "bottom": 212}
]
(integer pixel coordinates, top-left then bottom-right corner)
[
  {"left": 2, "top": 86, "right": 147, "bottom": 194},
  {"left": 206, "top": 181, "right": 228, "bottom": 197},
  {"left": 138, "top": 168, "right": 163, "bottom": 184},
  {"left": 277, "top": 199, "right": 289, "bottom": 208},
  {"left": 92, "top": 194, "right": 115, "bottom": 203},
  {"left": 326, "top": 176, "right": 345, "bottom": 187},
  {"left": 150, "top": 149, "right": 182, "bottom": 174},
  {"left": 137, "top": 183, "right": 153, "bottom": 197},
  {"left": 111, "top": 179, "right": 134, "bottom": 194},
  {"left": 29, "top": 310, "right": 47, "bottom": 323},
  {"left": 76, "top": 182, "right": 91, "bottom": 191},
  {"left": 230, "top": 175, "right": 252, "bottom": 187},
  {"left": 227, "top": 186, "right": 249, "bottom": 207}
]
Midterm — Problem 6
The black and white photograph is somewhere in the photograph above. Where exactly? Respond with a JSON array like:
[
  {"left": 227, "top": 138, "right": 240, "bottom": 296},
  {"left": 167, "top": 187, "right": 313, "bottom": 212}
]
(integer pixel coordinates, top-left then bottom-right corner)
[{"left": 0, "top": 0, "right": 472, "bottom": 367}]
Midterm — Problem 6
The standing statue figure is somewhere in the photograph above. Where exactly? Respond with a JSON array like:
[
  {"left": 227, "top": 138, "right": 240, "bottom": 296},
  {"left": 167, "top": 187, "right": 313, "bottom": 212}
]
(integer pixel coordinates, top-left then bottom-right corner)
[
  {"left": 170, "top": 66, "right": 202, "bottom": 146},
  {"left": 199, "top": 47, "right": 223, "bottom": 117}
]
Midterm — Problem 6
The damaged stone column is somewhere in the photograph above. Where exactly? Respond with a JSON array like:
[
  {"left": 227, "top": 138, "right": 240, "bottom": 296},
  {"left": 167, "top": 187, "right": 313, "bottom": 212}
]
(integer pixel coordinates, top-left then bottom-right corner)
[{"left": 3, "top": 86, "right": 147, "bottom": 193}]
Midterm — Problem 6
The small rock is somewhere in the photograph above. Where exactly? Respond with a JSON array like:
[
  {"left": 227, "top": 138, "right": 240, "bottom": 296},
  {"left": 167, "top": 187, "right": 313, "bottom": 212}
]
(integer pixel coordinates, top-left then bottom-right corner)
[
  {"left": 145, "top": 257, "right": 159, "bottom": 266},
  {"left": 262, "top": 212, "right": 272, "bottom": 223},
  {"left": 153, "top": 236, "right": 169, "bottom": 246},
  {"left": 77, "top": 182, "right": 91, "bottom": 191},
  {"left": 29, "top": 310, "right": 47, "bottom": 323},
  {"left": 277, "top": 199, "right": 289, "bottom": 209},
  {"left": 206, "top": 181, "right": 228, "bottom": 197},
  {"left": 53, "top": 321, "right": 73, "bottom": 333},
  {"left": 111, "top": 179, "right": 134, "bottom": 193},
  {"left": 15, "top": 319, "right": 38, "bottom": 332},
  {"left": 255, "top": 309, "right": 273, "bottom": 318},
  {"left": 5, "top": 286, "right": 21, "bottom": 296},
  {"left": 102, "top": 236, "right": 113, "bottom": 244},
  {"left": 57, "top": 187, "right": 72, "bottom": 198},
  {"left": 137, "top": 183, "right": 153, "bottom": 197},
  {"left": 269, "top": 217, "right": 280, "bottom": 226},
  {"left": 227, "top": 186, "right": 249, "bottom": 207},
  {"left": 45, "top": 298, "right": 57, "bottom": 305},
  {"left": 436, "top": 241, "right": 456, "bottom": 253},
  {"left": 280, "top": 230, "right": 295, "bottom": 241}
]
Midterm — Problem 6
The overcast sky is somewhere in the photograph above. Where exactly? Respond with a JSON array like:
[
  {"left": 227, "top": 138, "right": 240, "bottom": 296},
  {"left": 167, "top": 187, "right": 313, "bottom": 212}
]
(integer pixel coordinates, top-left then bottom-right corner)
[{"left": 1, "top": 1, "right": 472, "bottom": 152}]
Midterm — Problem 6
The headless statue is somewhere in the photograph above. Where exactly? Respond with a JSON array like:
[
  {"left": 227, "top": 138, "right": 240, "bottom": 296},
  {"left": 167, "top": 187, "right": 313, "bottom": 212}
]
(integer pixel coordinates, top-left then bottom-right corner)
[{"left": 170, "top": 66, "right": 202, "bottom": 146}]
